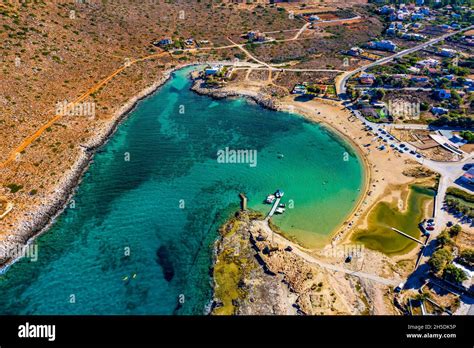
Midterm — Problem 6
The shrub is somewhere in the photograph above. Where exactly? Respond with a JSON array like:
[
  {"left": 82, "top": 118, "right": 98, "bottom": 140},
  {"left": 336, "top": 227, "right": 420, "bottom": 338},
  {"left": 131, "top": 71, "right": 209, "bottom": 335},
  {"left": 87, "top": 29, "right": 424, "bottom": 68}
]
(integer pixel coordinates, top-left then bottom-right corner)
[
  {"left": 448, "top": 224, "right": 462, "bottom": 237},
  {"left": 460, "top": 131, "right": 474, "bottom": 144},
  {"left": 6, "top": 183, "right": 23, "bottom": 193},
  {"left": 443, "top": 264, "right": 467, "bottom": 284},
  {"left": 459, "top": 249, "right": 474, "bottom": 268},
  {"left": 429, "top": 248, "right": 452, "bottom": 273}
]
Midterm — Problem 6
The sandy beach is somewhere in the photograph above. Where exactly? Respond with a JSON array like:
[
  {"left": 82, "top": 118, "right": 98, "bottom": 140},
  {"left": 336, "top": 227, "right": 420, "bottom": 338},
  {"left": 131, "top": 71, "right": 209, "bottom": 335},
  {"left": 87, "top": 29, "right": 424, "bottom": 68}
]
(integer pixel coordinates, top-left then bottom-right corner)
[
  {"left": 1, "top": 65, "right": 431, "bottom": 278},
  {"left": 193, "top": 79, "right": 438, "bottom": 314},
  {"left": 0, "top": 64, "right": 437, "bottom": 317},
  {"left": 192, "top": 78, "right": 431, "bottom": 255}
]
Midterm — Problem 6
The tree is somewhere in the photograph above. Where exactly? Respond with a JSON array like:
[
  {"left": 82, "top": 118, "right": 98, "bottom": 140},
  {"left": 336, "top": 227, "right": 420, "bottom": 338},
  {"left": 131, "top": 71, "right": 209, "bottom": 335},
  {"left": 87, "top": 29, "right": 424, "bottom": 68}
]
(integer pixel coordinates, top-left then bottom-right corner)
[
  {"left": 449, "top": 224, "right": 462, "bottom": 237},
  {"left": 307, "top": 85, "right": 321, "bottom": 94},
  {"left": 460, "top": 131, "right": 474, "bottom": 144},
  {"left": 443, "top": 264, "right": 468, "bottom": 284},
  {"left": 459, "top": 249, "right": 474, "bottom": 268},
  {"left": 437, "top": 230, "right": 453, "bottom": 248},
  {"left": 450, "top": 90, "right": 462, "bottom": 107},
  {"left": 429, "top": 248, "right": 453, "bottom": 273},
  {"left": 374, "top": 77, "right": 384, "bottom": 87}
]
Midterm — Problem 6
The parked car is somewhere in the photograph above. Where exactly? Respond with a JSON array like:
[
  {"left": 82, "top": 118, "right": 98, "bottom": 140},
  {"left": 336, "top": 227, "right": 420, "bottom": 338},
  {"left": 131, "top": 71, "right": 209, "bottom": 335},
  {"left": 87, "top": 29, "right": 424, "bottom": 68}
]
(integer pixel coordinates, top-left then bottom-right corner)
[
  {"left": 462, "top": 163, "right": 474, "bottom": 171},
  {"left": 394, "top": 282, "right": 405, "bottom": 292}
]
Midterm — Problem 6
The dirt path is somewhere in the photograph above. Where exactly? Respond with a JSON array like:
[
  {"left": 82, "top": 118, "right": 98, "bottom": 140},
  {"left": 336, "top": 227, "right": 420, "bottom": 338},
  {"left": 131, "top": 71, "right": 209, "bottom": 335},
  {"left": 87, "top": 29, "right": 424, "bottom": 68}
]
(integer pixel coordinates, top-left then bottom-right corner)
[
  {"left": 0, "top": 51, "right": 171, "bottom": 169},
  {"left": 255, "top": 220, "right": 401, "bottom": 287}
]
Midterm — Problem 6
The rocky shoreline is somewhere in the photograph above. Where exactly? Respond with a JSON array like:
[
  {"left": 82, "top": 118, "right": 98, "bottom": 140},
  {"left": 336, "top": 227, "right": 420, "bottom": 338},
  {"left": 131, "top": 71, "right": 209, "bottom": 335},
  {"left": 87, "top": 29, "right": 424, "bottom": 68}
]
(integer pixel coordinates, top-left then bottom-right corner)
[
  {"left": 0, "top": 65, "right": 186, "bottom": 271},
  {"left": 191, "top": 78, "right": 276, "bottom": 111},
  {"left": 211, "top": 211, "right": 299, "bottom": 315},
  {"left": 211, "top": 210, "right": 372, "bottom": 315}
]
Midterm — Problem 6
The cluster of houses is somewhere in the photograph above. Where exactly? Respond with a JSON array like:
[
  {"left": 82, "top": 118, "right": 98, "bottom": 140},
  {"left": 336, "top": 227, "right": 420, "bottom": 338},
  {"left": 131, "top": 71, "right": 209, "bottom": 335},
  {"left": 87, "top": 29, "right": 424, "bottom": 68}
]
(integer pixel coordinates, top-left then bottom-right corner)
[
  {"left": 202, "top": 65, "right": 234, "bottom": 82},
  {"left": 379, "top": 1, "right": 468, "bottom": 24},
  {"left": 386, "top": 22, "right": 426, "bottom": 39},
  {"left": 366, "top": 40, "right": 398, "bottom": 52},
  {"left": 379, "top": 2, "right": 432, "bottom": 22},
  {"left": 380, "top": 2, "right": 470, "bottom": 43},
  {"left": 153, "top": 37, "right": 206, "bottom": 49},
  {"left": 246, "top": 31, "right": 273, "bottom": 43}
]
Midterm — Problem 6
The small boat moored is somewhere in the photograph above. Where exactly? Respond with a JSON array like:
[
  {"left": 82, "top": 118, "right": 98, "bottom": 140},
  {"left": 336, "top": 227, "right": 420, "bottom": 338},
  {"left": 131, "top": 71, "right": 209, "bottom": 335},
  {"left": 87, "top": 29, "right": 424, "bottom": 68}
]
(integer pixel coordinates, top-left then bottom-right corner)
[
  {"left": 275, "top": 207, "right": 285, "bottom": 214},
  {"left": 275, "top": 189, "right": 284, "bottom": 198},
  {"left": 265, "top": 194, "right": 276, "bottom": 204}
]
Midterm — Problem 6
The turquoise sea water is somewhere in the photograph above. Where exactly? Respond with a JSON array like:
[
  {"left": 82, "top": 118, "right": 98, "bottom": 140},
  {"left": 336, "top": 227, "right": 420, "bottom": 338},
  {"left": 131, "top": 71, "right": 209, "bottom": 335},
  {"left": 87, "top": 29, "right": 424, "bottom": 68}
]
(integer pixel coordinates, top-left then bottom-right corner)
[{"left": 0, "top": 66, "right": 363, "bottom": 314}]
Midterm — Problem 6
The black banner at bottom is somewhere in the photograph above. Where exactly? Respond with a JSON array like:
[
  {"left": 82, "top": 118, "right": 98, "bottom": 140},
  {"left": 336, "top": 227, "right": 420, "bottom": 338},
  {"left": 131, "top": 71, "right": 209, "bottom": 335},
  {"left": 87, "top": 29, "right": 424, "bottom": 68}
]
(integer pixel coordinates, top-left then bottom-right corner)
[{"left": 0, "top": 315, "right": 471, "bottom": 347}]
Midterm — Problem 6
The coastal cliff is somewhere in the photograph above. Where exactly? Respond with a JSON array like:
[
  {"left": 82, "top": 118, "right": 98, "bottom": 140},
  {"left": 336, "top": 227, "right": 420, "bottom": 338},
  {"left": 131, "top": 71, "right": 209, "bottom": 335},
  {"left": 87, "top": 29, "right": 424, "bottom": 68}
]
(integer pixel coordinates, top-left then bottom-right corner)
[
  {"left": 211, "top": 210, "right": 374, "bottom": 315},
  {"left": 0, "top": 68, "right": 177, "bottom": 270}
]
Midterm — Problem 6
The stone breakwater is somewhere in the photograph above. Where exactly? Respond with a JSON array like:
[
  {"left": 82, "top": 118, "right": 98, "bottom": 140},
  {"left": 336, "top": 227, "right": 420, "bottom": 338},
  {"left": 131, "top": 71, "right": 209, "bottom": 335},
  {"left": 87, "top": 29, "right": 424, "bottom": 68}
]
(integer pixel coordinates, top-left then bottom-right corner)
[{"left": 0, "top": 67, "right": 181, "bottom": 271}]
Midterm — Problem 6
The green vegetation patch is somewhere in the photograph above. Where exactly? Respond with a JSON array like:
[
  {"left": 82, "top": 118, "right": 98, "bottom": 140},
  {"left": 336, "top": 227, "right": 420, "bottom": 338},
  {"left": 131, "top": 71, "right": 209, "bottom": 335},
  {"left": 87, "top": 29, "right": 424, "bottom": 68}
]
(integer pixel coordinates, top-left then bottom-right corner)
[
  {"left": 446, "top": 187, "right": 474, "bottom": 204},
  {"left": 213, "top": 248, "right": 248, "bottom": 315},
  {"left": 6, "top": 183, "right": 23, "bottom": 193},
  {"left": 460, "top": 131, "right": 474, "bottom": 144},
  {"left": 445, "top": 187, "right": 474, "bottom": 218}
]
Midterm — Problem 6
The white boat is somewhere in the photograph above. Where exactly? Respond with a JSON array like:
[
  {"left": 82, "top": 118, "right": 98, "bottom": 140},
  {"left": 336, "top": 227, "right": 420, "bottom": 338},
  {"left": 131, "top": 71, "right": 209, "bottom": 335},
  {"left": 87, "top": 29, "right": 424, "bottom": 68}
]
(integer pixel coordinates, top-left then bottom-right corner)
[
  {"left": 275, "top": 189, "right": 284, "bottom": 198},
  {"left": 265, "top": 194, "right": 276, "bottom": 204},
  {"left": 275, "top": 207, "right": 285, "bottom": 214}
]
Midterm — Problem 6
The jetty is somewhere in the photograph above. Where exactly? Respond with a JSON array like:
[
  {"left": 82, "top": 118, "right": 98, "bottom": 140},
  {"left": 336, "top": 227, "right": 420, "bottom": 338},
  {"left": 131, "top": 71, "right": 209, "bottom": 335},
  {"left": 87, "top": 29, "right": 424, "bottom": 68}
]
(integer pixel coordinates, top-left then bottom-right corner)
[
  {"left": 266, "top": 197, "right": 281, "bottom": 221},
  {"left": 265, "top": 189, "right": 284, "bottom": 221},
  {"left": 391, "top": 227, "right": 425, "bottom": 245},
  {"left": 391, "top": 227, "right": 427, "bottom": 270},
  {"left": 239, "top": 193, "right": 247, "bottom": 211}
]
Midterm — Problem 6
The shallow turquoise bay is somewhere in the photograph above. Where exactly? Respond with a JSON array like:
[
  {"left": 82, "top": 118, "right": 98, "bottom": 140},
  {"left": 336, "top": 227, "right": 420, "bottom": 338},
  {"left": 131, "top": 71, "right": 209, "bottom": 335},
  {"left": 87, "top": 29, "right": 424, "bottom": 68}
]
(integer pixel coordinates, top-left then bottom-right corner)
[{"left": 0, "top": 66, "right": 363, "bottom": 314}]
